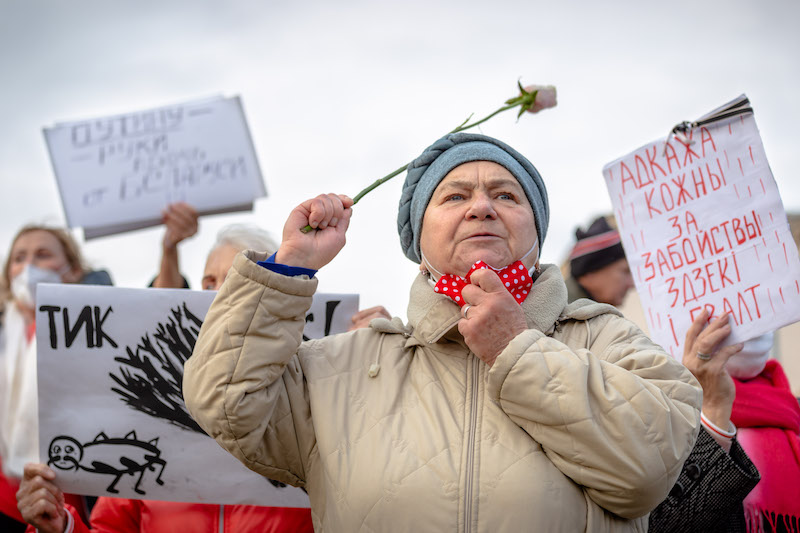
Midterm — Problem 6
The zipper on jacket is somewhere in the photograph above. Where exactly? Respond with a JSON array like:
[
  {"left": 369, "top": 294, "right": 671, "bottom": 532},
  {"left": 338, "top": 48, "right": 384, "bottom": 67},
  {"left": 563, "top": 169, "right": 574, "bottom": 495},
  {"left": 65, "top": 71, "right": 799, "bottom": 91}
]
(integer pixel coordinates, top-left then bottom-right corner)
[
  {"left": 218, "top": 504, "right": 224, "bottom": 533},
  {"left": 463, "top": 355, "right": 480, "bottom": 533}
]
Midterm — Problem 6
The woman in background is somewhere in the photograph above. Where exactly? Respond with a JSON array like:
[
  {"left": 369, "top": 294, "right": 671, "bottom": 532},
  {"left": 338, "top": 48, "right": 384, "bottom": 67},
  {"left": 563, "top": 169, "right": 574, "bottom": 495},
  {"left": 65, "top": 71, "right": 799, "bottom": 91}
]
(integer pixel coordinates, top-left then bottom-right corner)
[
  {"left": 1, "top": 225, "right": 112, "bottom": 531},
  {"left": 4, "top": 203, "right": 198, "bottom": 531}
]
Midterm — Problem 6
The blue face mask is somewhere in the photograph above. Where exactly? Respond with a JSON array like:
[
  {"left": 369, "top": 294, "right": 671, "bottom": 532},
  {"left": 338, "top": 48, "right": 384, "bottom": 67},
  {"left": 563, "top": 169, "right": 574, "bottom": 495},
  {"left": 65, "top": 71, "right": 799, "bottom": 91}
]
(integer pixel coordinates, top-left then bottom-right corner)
[{"left": 10, "top": 263, "right": 69, "bottom": 309}]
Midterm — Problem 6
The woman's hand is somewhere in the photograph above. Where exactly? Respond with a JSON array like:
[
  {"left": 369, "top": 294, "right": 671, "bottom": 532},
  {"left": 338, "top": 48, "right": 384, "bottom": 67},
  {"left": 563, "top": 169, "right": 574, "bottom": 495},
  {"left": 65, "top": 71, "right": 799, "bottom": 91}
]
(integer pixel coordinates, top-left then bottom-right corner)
[
  {"left": 349, "top": 306, "right": 391, "bottom": 331},
  {"left": 152, "top": 202, "right": 199, "bottom": 288},
  {"left": 682, "top": 310, "right": 744, "bottom": 429},
  {"left": 16, "top": 463, "right": 67, "bottom": 533},
  {"left": 162, "top": 202, "right": 199, "bottom": 250},
  {"left": 276, "top": 194, "right": 353, "bottom": 270},
  {"left": 458, "top": 268, "right": 527, "bottom": 366}
]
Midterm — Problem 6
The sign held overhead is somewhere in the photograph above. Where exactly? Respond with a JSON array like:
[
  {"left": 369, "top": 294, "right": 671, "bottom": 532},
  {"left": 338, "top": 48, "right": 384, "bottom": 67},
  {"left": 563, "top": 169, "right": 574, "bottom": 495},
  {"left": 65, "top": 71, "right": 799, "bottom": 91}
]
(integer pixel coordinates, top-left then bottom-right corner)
[{"left": 43, "top": 96, "right": 266, "bottom": 239}]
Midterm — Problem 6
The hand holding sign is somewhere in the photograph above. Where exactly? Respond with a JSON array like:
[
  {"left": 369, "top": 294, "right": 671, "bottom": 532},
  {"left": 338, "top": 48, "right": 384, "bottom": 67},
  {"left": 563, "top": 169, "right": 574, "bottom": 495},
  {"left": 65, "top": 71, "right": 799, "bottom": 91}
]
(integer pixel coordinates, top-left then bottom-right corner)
[
  {"left": 681, "top": 310, "right": 743, "bottom": 429},
  {"left": 161, "top": 203, "right": 198, "bottom": 250},
  {"left": 348, "top": 306, "right": 391, "bottom": 331},
  {"left": 16, "top": 463, "right": 67, "bottom": 533}
]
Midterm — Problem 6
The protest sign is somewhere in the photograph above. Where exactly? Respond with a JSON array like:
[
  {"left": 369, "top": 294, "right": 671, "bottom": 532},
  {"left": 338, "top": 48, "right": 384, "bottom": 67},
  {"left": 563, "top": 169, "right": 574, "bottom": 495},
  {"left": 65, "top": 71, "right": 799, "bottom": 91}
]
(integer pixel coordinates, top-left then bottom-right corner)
[
  {"left": 36, "top": 284, "right": 358, "bottom": 505},
  {"left": 43, "top": 96, "right": 266, "bottom": 239},
  {"left": 602, "top": 95, "right": 800, "bottom": 358},
  {"left": 303, "top": 292, "right": 359, "bottom": 339}
]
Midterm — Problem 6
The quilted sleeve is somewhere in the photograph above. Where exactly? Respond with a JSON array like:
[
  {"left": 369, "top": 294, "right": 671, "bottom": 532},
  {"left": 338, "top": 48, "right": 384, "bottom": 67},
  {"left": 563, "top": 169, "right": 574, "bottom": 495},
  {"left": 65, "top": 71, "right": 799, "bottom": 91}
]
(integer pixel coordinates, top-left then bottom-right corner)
[
  {"left": 183, "top": 251, "right": 318, "bottom": 486},
  {"left": 486, "top": 314, "right": 702, "bottom": 519}
]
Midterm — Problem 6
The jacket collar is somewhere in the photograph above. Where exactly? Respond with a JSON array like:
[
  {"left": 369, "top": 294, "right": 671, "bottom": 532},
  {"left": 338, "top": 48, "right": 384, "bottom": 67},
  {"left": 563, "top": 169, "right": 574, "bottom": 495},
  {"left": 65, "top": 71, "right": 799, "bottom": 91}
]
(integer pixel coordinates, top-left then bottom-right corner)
[{"left": 406, "top": 264, "right": 570, "bottom": 346}]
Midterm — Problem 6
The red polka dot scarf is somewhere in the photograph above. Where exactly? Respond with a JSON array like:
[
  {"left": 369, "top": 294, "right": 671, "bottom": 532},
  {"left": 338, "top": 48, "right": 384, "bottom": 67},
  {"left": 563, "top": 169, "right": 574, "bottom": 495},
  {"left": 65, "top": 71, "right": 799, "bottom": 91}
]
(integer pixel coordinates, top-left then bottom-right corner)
[{"left": 433, "top": 260, "right": 533, "bottom": 307}]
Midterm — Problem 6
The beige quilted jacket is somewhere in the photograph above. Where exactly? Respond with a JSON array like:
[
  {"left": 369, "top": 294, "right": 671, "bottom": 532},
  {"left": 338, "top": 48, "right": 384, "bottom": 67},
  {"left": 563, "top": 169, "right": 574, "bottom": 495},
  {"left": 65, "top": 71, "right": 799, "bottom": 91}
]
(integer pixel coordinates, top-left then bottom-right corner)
[{"left": 184, "top": 251, "right": 701, "bottom": 532}]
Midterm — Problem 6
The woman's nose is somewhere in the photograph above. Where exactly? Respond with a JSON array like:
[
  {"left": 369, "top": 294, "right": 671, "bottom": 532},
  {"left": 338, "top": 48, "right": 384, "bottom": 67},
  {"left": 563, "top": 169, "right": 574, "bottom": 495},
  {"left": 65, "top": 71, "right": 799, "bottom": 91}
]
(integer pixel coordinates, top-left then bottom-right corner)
[{"left": 466, "top": 193, "right": 497, "bottom": 219}]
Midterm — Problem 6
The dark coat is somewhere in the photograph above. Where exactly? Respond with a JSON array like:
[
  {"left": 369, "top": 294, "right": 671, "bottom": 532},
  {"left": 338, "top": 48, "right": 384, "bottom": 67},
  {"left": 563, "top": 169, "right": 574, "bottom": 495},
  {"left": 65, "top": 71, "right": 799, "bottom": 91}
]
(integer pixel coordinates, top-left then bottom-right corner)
[{"left": 649, "top": 429, "right": 760, "bottom": 532}]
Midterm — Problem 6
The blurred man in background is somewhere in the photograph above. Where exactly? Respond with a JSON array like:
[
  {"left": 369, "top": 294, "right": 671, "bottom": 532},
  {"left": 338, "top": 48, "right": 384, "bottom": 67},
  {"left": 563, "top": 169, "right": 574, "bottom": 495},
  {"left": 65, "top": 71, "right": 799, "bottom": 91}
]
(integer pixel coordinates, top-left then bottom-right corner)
[{"left": 565, "top": 216, "right": 634, "bottom": 306}]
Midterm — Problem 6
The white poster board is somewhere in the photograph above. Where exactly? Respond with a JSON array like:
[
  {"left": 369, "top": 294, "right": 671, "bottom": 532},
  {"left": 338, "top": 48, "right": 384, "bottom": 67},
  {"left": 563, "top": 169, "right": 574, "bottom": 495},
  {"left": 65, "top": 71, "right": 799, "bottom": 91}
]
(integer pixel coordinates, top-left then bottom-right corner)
[
  {"left": 43, "top": 96, "right": 266, "bottom": 239},
  {"left": 602, "top": 95, "right": 800, "bottom": 358},
  {"left": 36, "top": 284, "right": 357, "bottom": 505}
]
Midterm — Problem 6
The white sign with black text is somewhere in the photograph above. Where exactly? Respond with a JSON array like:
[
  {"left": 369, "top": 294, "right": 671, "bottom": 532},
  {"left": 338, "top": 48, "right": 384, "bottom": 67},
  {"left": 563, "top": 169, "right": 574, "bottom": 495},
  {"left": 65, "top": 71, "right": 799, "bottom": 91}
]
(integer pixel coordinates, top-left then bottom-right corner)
[
  {"left": 36, "top": 284, "right": 357, "bottom": 505},
  {"left": 43, "top": 96, "right": 266, "bottom": 239}
]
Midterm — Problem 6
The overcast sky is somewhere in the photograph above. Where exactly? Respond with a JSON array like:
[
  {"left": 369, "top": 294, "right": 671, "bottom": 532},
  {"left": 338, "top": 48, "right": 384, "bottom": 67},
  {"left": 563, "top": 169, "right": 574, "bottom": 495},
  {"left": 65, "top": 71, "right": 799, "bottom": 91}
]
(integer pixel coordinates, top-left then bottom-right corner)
[{"left": 1, "top": 0, "right": 798, "bottom": 319}]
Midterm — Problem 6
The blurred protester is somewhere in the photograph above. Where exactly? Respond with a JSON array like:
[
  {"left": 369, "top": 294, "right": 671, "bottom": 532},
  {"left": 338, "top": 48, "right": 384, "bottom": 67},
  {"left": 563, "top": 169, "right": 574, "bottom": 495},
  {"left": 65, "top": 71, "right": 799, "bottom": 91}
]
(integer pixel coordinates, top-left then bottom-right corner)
[
  {"left": 201, "top": 224, "right": 278, "bottom": 291},
  {"left": 566, "top": 216, "right": 634, "bottom": 307},
  {"left": 4, "top": 206, "right": 200, "bottom": 532},
  {"left": 727, "top": 332, "right": 800, "bottom": 531},
  {"left": 183, "top": 133, "right": 700, "bottom": 531},
  {"left": 0, "top": 225, "right": 112, "bottom": 531}
]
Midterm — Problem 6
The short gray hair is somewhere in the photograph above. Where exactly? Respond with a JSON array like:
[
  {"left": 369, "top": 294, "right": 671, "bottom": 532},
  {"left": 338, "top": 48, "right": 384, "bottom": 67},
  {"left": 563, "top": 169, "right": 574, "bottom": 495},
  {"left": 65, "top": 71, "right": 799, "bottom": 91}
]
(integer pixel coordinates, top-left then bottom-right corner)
[{"left": 211, "top": 224, "right": 279, "bottom": 255}]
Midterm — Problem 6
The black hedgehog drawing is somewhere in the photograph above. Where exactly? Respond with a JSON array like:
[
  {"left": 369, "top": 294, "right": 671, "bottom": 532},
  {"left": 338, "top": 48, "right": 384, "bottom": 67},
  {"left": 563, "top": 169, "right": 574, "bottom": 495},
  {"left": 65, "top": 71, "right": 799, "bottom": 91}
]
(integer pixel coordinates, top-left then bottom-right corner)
[
  {"left": 110, "top": 302, "right": 204, "bottom": 433},
  {"left": 48, "top": 431, "right": 166, "bottom": 495},
  {"left": 109, "top": 301, "right": 288, "bottom": 489}
]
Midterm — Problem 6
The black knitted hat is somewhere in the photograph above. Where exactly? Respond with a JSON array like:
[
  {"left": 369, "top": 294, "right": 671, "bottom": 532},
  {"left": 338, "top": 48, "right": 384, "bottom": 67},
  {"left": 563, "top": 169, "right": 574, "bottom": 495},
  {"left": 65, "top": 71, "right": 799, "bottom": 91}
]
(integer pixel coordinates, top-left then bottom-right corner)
[{"left": 569, "top": 217, "right": 625, "bottom": 277}]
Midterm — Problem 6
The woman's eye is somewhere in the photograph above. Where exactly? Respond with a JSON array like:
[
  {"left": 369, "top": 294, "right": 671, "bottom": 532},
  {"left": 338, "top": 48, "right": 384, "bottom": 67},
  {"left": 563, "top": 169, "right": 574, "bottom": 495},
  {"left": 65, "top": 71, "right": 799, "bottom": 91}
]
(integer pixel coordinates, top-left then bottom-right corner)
[
  {"left": 445, "top": 194, "right": 464, "bottom": 201},
  {"left": 497, "top": 193, "right": 513, "bottom": 200}
]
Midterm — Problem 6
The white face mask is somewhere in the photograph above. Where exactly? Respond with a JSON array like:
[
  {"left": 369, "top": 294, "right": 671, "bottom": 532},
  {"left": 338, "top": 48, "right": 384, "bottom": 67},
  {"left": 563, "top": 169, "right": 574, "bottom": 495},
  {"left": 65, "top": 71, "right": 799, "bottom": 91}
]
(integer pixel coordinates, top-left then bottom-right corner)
[
  {"left": 726, "top": 331, "right": 774, "bottom": 380},
  {"left": 422, "top": 239, "right": 540, "bottom": 283},
  {"left": 10, "top": 263, "right": 69, "bottom": 309}
]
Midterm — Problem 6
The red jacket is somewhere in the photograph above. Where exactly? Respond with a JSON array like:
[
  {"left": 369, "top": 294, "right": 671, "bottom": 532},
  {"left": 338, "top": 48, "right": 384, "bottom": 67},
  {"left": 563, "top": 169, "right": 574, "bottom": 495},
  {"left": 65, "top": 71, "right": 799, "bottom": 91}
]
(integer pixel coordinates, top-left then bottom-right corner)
[
  {"left": 0, "top": 465, "right": 24, "bottom": 524},
  {"left": 26, "top": 499, "right": 313, "bottom": 533}
]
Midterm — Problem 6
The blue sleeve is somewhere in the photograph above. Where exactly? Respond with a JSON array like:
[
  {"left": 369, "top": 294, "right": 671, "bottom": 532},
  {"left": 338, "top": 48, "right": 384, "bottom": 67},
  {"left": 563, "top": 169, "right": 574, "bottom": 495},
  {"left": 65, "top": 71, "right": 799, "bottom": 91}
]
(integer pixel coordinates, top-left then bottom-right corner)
[{"left": 257, "top": 253, "right": 318, "bottom": 278}]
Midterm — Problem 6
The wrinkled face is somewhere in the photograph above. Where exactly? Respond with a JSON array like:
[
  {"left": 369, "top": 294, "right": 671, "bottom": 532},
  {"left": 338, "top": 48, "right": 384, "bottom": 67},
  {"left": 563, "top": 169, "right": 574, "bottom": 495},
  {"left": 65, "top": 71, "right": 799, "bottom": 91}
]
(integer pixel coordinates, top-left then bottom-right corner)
[
  {"left": 48, "top": 437, "right": 82, "bottom": 471},
  {"left": 202, "top": 244, "right": 240, "bottom": 290},
  {"left": 577, "top": 258, "right": 635, "bottom": 306},
  {"left": 419, "top": 161, "right": 537, "bottom": 278},
  {"left": 7, "top": 230, "right": 76, "bottom": 283}
]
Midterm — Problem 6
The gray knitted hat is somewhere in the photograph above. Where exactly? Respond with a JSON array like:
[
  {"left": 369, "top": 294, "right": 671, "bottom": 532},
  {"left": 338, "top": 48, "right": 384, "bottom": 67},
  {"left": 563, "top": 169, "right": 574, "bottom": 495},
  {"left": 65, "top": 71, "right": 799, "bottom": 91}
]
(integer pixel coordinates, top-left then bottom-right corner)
[{"left": 397, "top": 132, "right": 549, "bottom": 264}]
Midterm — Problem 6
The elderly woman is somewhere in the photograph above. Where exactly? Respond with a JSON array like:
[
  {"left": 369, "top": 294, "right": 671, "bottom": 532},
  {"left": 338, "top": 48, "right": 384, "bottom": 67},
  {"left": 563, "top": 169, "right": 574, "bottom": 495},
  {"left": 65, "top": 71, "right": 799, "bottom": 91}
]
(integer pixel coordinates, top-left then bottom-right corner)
[{"left": 183, "top": 133, "right": 701, "bottom": 532}]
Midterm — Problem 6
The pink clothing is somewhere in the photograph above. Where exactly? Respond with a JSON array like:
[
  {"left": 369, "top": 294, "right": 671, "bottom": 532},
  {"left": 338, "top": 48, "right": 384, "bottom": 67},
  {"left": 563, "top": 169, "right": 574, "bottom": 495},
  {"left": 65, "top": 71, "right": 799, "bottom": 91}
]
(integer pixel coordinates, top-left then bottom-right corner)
[{"left": 26, "top": 499, "right": 313, "bottom": 533}]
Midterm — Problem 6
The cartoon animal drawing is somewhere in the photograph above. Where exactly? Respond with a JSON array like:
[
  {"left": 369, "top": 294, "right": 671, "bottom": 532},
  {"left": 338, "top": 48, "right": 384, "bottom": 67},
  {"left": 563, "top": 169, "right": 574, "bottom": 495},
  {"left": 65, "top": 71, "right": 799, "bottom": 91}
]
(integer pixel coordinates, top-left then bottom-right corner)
[{"left": 48, "top": 431, "right": 166, "bottom": 495}]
